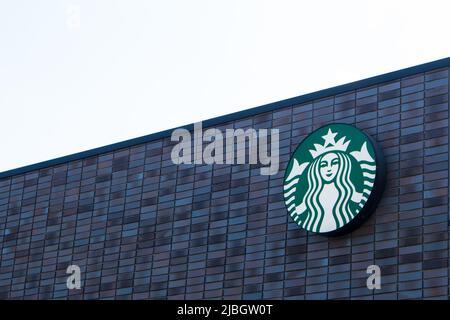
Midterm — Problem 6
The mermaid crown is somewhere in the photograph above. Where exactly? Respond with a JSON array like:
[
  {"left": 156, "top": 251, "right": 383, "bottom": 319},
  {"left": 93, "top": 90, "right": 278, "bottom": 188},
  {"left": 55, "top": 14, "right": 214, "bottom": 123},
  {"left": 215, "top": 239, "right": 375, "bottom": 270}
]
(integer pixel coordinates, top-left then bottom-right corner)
[{"left": 309, "top": 129, "right": 350, "bottom": 159}]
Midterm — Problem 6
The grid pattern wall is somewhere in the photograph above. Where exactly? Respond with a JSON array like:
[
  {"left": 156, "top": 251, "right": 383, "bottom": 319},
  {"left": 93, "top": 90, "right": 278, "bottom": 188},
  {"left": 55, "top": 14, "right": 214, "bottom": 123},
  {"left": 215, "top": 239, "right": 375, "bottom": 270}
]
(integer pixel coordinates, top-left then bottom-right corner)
[{"left": 0, "top": 67, "right": 448, "bottom": 300}]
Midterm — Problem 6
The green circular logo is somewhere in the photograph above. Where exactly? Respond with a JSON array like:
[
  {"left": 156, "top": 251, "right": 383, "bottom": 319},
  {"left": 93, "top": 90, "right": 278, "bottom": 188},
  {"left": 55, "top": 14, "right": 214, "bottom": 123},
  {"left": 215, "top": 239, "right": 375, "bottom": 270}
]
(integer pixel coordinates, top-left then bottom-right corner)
[{"left": 283, "top": 123, "right": 385, "bottom": 236}]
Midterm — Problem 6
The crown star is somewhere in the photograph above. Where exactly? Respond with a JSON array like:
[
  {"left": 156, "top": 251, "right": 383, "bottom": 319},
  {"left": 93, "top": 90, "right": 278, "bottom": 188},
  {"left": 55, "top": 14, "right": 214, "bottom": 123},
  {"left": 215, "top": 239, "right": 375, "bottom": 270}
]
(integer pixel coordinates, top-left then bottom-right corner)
[
  {"left": 322, "top": 129, "right": 337, "bottom": 147},
  {"left": 309, "top": 129, "right": 351, "bottom": 159}
]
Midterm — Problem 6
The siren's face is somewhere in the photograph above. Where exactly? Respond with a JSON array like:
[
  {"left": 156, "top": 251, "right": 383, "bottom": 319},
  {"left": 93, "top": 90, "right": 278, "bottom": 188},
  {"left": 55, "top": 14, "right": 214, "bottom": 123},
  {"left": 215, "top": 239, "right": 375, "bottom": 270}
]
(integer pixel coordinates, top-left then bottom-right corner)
[{"left": 319, "top": 152, "right": 339, "bottom": 182}]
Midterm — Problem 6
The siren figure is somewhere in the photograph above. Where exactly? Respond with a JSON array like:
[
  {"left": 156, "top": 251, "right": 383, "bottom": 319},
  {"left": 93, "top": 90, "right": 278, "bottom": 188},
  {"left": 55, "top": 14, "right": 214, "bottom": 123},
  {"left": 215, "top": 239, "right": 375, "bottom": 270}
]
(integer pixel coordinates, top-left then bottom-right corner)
[{"left": 296, "top": 150, "right": 363, "bottom": 232}]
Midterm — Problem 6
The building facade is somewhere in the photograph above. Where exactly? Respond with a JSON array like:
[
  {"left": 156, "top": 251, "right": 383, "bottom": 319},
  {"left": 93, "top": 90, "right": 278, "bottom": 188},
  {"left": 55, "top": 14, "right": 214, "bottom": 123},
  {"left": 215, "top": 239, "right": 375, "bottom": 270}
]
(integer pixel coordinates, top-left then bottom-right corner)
[{"left": 0, "top": 58, "right": 449, "bottom": 300}]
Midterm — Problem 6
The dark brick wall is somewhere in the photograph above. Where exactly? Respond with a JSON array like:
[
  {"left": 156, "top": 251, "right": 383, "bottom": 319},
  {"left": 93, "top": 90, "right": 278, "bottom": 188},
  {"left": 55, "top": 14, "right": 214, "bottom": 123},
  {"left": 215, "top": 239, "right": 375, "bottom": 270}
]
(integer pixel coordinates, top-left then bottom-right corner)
[{"left": 0, "top": 67, "right": 448, "bottom": 300}]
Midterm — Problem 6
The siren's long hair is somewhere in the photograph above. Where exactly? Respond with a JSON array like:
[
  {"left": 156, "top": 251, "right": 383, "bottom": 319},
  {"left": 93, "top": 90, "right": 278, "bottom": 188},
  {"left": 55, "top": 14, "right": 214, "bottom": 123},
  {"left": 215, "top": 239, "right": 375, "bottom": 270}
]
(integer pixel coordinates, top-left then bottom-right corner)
[{"left": 301, "top": 151, "right": 356, "bottom": 232}]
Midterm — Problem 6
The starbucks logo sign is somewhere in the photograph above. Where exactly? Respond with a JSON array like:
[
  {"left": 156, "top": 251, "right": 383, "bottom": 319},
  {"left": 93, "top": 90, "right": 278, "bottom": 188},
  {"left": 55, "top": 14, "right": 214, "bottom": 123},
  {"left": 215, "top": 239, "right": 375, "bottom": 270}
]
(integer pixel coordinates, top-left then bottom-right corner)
[{"left": 284, "top": 124, "right": 385, "bottom": 236}]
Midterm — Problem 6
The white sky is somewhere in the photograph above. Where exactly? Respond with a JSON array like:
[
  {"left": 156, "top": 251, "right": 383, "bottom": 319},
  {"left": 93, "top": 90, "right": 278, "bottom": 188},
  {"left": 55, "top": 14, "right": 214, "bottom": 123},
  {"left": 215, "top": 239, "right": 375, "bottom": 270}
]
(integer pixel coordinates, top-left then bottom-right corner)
[{"left": 1, "top": 0, "right": 449, "bottom": 173}]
